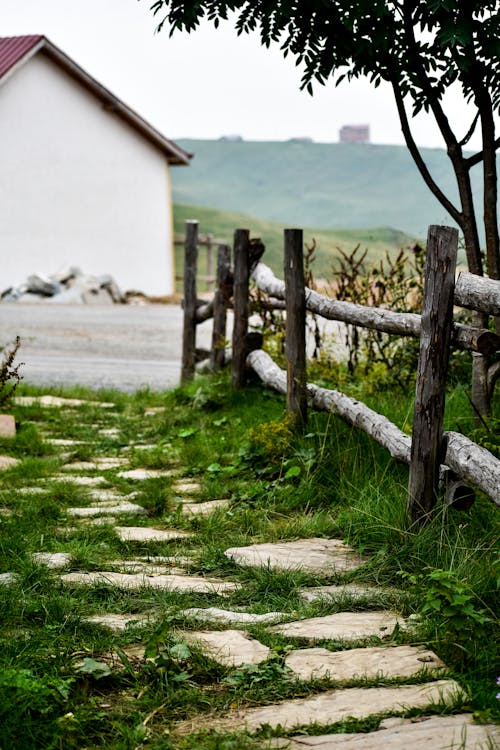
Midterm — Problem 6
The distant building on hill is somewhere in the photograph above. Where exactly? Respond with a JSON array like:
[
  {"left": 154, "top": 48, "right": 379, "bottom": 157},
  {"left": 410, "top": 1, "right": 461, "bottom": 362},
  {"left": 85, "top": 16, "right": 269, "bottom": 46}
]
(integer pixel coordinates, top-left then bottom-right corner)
[
  {"left": 339, "top": 124, "right": 370, "bottom": 143},
  {"left": 219, "top": 134, "right": 243, "bottom": 142}
]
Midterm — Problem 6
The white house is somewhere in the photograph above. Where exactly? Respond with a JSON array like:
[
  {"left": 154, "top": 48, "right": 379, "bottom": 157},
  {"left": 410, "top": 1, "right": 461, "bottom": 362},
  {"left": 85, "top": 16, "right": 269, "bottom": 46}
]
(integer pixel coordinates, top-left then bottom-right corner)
[{"left": 0, "top": 35, "right": 191, "bottom": 296}]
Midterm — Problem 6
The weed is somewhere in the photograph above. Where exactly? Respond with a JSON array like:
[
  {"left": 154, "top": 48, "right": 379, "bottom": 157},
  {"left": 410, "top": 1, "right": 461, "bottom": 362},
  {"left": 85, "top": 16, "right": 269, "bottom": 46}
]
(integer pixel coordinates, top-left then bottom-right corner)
[{"left": 0, "top": 336, "right": 23, "bottom": 408}]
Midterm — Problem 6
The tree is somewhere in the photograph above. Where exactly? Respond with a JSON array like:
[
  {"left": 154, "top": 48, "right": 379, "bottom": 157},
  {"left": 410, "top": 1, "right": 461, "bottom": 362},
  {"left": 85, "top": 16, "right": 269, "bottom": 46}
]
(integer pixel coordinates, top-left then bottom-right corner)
[{"left": 146, "top": 0, "right": 500, "bottom": 414}]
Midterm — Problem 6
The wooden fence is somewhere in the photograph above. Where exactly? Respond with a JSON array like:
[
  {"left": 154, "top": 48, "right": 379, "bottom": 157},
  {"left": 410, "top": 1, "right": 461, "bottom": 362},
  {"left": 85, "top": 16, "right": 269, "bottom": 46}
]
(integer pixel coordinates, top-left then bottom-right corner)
[
  {"left": 180, "top": 221, "right": 500, "bottom": 523},
  {"left": 174, "top": 231, "right": 217, "bottom": 292}
]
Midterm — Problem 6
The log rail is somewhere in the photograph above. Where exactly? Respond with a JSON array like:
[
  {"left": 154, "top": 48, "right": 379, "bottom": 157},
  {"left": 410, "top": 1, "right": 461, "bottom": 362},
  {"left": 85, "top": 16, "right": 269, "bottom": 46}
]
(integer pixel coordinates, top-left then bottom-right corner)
[{"left": 180, "top": 221, "right": 500, "bottom": 517}]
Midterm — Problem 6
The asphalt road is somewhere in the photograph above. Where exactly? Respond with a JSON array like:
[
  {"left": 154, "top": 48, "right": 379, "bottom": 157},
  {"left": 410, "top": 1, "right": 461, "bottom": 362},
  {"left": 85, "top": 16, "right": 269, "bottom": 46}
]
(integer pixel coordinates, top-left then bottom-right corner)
[{"left": 0, "top": 302, "right": 217, "bottom": 392}]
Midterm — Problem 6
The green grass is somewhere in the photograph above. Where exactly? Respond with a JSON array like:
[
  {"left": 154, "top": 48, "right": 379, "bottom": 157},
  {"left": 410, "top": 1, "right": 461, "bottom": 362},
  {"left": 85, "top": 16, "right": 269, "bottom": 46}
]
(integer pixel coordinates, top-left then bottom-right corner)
[
  {"left": 172, "top": 139, "right": 489, "bottom": 240},
  {"left": 173, "top": 202, "right": 416, "bottom": 283},
  {"left": 0, "top": 373, "right": 497, "bottom": 749}
]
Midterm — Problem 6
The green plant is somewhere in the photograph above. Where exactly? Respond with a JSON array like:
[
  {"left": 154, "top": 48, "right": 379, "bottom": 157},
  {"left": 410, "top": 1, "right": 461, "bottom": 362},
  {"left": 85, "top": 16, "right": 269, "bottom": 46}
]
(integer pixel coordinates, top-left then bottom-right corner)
[
  {"left": 222, "top": 654, "right": 291, "bottom": 692},
  {"left": 0, "top": 336, "right": 23, "bottom": 408},
  {"left": 405, "top": 568, "right": 493, "bottom": 667},
  {"left": 246, "top": 416, "right": 296, "bottom": 476},
  {"left": 331, "top": 244, "right": 424, "bottom": 387},
  {"left": 0, "top": 667, "right": 73, "bottom": 716}
]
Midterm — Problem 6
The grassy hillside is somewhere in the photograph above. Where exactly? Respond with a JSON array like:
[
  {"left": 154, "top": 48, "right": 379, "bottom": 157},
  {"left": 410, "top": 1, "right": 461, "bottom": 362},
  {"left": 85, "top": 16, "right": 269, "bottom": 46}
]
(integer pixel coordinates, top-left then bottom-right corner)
[
  {"left": 173, "top": 202, "right": 416, "bottom": 283},
  {"left": 172, "top": 139, "right": 487, "bottom": 239}
]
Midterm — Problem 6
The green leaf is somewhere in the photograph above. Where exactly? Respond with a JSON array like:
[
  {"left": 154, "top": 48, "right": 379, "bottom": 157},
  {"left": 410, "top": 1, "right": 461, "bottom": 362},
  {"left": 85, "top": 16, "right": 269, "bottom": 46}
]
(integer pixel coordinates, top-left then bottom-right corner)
[
  {"left": 178, "top": 428, "right": 197, "bottom": 438},
  {"left": 284, "top": 465, "right": 301, "bottom": 479},
  {"left": 169, "top": 643, "right": 192, "bottom": 660},
  {"left": 76, "top": 658, "right": 111, "bottom": 679}
]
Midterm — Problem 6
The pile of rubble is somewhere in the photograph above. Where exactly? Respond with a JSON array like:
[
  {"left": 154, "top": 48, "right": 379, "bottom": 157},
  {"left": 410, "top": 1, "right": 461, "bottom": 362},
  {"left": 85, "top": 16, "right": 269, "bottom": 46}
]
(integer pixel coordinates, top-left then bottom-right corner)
[{"left": 1, "top": 267, "right": 124, "bottom": 305}]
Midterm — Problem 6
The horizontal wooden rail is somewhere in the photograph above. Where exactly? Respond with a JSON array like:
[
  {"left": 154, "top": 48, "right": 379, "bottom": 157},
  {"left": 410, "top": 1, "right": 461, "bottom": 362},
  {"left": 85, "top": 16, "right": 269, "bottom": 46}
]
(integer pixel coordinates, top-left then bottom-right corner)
[
  {"left": 251, "top": 262, "right": 500, "bottom": 355},
  {"left": 455, "top": 272, "right": 500, "bottom": 316},
  {"left": 247, "top": 349, "right": 499, "bottom": 506}
]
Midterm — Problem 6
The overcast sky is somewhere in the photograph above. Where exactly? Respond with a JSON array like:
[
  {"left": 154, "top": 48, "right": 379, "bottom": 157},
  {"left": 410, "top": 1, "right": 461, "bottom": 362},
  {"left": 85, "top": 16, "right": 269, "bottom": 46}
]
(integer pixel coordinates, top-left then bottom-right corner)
[{"left": 2, "top": 0, "right": 490, "bottom": 150}]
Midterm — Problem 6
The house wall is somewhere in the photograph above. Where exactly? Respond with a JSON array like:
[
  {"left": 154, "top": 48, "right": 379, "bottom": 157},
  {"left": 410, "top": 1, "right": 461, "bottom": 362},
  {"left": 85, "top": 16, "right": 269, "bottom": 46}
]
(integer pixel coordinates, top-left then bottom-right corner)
[{"left": 0, "top": 53, "right": 174, "bottom": 296}]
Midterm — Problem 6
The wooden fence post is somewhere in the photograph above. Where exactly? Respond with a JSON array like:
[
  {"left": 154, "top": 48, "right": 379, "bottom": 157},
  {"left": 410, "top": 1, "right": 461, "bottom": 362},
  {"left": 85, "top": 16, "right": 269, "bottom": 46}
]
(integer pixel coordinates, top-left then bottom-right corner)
[
  {"left": 181, "top": 220, "right": 198, "bottom": 384},
  {"left": 232, "top": 229, "right": 250, "bottom": 388},
  {"left": 206, "top": 234, "right": 214, "bottom": 290},
  {"left": 408, "top": 225, "right": 458, "bottom": 523},
  {"left": 284, "top": 228, "right": 307, "bottom": 429},
  {"left": 211, "top": 244, "right": 231, "bottom": 371}
]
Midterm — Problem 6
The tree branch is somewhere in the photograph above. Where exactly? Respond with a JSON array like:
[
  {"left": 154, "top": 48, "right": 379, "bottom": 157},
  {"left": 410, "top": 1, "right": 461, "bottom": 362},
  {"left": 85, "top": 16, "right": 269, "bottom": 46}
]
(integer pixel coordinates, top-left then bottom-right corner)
[
  {"left": 459, "top": 112, "right": 480, "bottom": 148},
  {"left": 466, "top": 137, "right": 500, "bottom": 169},
  {"left": 391, "top": 81, "right": 462, "bottom": 225}
]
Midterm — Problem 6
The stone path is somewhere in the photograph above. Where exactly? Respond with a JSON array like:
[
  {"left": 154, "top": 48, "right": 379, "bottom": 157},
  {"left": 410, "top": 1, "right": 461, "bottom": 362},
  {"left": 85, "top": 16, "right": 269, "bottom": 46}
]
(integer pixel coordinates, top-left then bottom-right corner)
[{"left": 5, "top": 395, "right": 498, "bottom": 749}]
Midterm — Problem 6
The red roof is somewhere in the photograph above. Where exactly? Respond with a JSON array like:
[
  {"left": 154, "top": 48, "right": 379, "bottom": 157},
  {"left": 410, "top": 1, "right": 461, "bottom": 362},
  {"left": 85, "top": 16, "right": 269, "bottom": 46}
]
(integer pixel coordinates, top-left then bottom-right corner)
[
  {"left": 0, "top": 35, "right": 43, "bottom": 78},
  {"left": 0, "top": 35, "right": 191, "bottom": 165}
]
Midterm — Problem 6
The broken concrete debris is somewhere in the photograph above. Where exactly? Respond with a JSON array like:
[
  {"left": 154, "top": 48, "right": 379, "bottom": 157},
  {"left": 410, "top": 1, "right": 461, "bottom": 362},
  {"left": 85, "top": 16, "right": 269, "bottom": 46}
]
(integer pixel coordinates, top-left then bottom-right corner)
[{"left": 1, "top": 267, "right": 124, "bottom": 305}]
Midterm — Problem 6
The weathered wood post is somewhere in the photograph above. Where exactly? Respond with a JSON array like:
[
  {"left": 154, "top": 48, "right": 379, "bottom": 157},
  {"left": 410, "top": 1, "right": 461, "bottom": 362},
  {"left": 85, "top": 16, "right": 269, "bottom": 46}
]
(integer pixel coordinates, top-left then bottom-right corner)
[
  {"left": 181, "top": 220, "right": 198, "bottom": 384},
  {"left": 284, "top": 228, "right": 307, "bottom": 429},
  {"left": 408, "top": 225, "right": 458, "bottom": 523},
  {"left": 231, "top": 228, "right": 250, "bottom": 388},
  {"left": 211, "top": 243, "right": 231, "bottom": 371}
]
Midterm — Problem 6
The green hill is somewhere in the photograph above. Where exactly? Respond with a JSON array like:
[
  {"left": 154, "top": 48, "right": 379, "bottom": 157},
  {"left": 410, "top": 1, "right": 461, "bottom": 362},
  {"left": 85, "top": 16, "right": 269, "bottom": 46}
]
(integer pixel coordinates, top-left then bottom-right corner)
[
  {"left": 173, "top": 202, "right": 416, "bottom": 283},
  {"left": 172, "top": 138, "right": 486, "bottom": 240}
]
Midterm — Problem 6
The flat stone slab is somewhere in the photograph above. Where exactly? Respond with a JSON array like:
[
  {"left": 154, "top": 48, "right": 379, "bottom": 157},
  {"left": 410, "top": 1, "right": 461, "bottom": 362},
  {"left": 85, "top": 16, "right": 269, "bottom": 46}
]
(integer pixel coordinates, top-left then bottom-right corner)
[
  {"left": 0, "top": 455, "right": 19, "bottom": 470},
  {"left": 32, "top": 552, "right": 72, "bottom": 569},
  {"left": 54, "top": 475, "right": 107, "bottom": 486},
  {"left": 98, "top": 428, "right": 121, "bottom": 437},
  {"left": 180, "top": 499, "right": 230, "bottom": 517},
  {"left": 0, "top": 415, "right": 16, "bottom": 438},
  {"left": 87, "top": 489, "right": 137, "bottom": 502},
  {"left": 180, "top": 629, "right": 270, "bottom": 667},
  {"left": 299, "top": 585, "right": 391, "bottom": 603},
  {"left": 0, "top": 572, "right": 18, "bottom": 585},
  {"left": 274, "top": 714, "right": 499, "bottom": 749},
  {"left": 172, "top": 480, "right": 201, "bottom": 495},
  {"left": 15, "top": 487, "right": 47, "bottom": 494},
  {"left": 60, "top": 571, "right": 240, "bottom": 595},
  {"left": 285, "top": 645, "right": 445, "bottom": 682},
  {"left": 63, "top": 458, "right": 129, "bottom": 471},
  {"left": 67, "top": 503, "right": 146, "bottom": 518},
  {"left": 46, "top": 438, "right": 88, "bottom": 446},
  {"left": 190, "top": 680, "right": 463, "bottom": 734},
  {"left": 106, "top": 560, "right": 186, "bottom": 575},
  {"left": 225, "top": 538, "right": 366, "bottom": 574},
  {"left": 14, "top": 396, "right": 114, "bottom": 408},
  {"left": 84, "top": 613, "right": 151, "bottom": 631},
  {"left": 181, "top": 607, "right": 285, "bottom": 625},
  {"left": 114, "top": 526, "right": 191, "bottom": 543},
  {"left": 117, "top": 468, "right": 175, "bottom": 480},
  {"left": 270, "top": 612, "right": 404, "bottom": 642}
]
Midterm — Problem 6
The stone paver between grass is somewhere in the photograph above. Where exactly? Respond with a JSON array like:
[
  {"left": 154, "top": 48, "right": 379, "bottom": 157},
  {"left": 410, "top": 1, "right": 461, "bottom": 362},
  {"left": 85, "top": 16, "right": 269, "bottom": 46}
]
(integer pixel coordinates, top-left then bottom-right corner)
[
  {"left": 270, "top": 611, "right": 405, "bottom": 642},
  {"left": 60, "top": 570, "right": 240, "bottom": 595},
  {"left": 272, "top": 713, "right": 499, "bottom": 749},
  {"left": 284, "top": 645, "right": 445, "bottom": 681},
  {"left": 225, "top": 538, "right": 367, "bottom": 574},
  {"left": 177, "top": 680, "right": 463, "bottom": 734}
]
